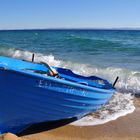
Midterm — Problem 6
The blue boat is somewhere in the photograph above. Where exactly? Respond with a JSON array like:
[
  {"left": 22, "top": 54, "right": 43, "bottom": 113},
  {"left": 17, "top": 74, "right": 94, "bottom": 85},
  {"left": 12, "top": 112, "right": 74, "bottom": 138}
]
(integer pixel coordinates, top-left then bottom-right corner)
[{"left": 0, "top": 56, "right": 115, "bottom": 134}]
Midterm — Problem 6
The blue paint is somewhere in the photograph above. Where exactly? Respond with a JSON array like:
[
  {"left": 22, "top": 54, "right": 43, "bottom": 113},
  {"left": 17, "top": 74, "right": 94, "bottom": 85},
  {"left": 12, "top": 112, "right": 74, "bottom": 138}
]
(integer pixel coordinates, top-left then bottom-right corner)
[{"left": 0, "top": 56, "right": 115, "bottom": 134}]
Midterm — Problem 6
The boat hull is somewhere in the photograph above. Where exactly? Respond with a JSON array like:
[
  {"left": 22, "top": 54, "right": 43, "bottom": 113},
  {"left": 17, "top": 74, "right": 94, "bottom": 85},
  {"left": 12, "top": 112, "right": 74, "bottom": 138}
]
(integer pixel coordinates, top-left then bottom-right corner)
[{"left": 0, "top": 68, "right": 114, "bottom": 134}]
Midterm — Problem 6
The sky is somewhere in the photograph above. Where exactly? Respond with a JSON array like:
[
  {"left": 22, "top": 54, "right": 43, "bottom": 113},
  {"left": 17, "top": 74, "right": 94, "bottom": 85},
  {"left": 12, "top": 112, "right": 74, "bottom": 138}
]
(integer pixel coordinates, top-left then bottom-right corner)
[{"left": 0, "top": 0, "right": 140, "bottom": 29}]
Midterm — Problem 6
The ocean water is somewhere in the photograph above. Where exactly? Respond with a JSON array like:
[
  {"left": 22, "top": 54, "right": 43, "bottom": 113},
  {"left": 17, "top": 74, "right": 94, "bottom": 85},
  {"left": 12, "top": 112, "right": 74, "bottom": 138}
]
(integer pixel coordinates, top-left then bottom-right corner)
[{"left": 0, "top": 29, "right": 139, "bottom": 126}]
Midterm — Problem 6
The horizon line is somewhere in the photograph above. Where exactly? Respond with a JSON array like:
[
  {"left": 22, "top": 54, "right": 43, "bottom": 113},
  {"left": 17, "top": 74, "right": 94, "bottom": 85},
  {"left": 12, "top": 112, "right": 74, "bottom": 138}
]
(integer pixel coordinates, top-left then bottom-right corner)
[{"left": 0, "top": 27, "right": 140, "bottom": 31}]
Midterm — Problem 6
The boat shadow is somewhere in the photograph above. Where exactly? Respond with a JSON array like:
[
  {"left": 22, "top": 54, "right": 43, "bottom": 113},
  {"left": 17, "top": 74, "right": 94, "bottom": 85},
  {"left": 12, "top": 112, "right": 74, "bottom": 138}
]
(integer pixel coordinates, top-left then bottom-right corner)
[{"left": 18, "top": 117, "right": 77, "bottom": 136}]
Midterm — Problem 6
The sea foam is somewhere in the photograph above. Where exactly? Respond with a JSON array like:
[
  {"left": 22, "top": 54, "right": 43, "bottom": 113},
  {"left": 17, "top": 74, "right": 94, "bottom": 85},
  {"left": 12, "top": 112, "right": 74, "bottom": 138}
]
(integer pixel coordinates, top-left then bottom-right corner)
[{"left": 71, "top": 93, "right": 135, "bottom": 126}]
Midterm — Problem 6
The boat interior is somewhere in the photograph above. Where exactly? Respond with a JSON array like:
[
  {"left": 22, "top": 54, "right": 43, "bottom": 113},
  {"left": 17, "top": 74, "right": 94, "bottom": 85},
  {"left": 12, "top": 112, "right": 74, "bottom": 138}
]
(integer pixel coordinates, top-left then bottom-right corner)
[{"left": 0, "top": 56, "right": 113, "bottom": 89}]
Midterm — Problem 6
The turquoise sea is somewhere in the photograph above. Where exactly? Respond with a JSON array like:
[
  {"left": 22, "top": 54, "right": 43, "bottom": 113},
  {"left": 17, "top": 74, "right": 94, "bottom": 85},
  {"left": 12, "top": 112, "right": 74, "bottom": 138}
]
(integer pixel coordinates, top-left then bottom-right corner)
[
  {"left": 0, "top": 29, "right": 140, "bottom": 71},
  {"left": 0, "top": 29, "right": 139, "bottom": 125}
]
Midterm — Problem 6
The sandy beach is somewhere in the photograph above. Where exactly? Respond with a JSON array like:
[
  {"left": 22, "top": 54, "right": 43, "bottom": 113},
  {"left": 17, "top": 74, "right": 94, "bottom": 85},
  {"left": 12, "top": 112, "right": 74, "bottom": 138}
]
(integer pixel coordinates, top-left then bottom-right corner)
[{"left": 1, "top": 98, "right": 140, "bottom": 140}]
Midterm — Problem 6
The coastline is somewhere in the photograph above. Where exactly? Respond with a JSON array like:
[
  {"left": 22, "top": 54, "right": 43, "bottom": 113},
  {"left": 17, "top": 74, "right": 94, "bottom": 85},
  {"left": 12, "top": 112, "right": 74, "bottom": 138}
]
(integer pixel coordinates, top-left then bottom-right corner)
[
  {"left": 23, "top": 99, "right": 140, "bottom": 140},
  {"left": 1, "top": 98, "right": 140, "bottom": 140}
]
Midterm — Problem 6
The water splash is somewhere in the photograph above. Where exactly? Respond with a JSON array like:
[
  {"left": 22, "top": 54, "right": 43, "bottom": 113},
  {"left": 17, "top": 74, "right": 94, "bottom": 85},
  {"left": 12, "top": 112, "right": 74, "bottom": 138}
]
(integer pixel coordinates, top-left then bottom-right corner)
[{"left": 71, "top": 93, "right": 135, "bottom": 126}]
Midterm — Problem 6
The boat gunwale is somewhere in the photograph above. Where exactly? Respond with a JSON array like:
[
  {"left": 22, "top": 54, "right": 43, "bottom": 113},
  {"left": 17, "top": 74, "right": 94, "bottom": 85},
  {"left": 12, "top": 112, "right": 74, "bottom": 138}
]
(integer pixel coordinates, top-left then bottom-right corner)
[{"left": 0, "top": 66, "right": 115, "bottom": 94}]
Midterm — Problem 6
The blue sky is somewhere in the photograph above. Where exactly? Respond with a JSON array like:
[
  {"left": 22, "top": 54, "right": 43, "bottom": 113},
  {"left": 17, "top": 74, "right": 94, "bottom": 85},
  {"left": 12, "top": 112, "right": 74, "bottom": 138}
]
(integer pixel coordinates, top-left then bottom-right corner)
[{"left": 0, "top": 0, "right": 140, "bottom": 29}]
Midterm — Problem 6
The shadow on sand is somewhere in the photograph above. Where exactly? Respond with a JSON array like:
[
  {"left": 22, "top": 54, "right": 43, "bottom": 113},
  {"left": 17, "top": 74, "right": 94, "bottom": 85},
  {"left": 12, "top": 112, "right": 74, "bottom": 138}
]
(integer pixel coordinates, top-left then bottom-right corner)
[{"left": 18, "top": 117, "right": 77, "bottom": 136}]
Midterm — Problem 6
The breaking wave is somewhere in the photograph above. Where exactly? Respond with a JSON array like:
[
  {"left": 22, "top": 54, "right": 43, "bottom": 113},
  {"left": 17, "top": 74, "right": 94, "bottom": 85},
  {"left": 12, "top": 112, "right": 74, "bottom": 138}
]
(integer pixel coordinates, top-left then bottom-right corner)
[{"left": 0, "top": 47, "right": 138, "bottom": 126}]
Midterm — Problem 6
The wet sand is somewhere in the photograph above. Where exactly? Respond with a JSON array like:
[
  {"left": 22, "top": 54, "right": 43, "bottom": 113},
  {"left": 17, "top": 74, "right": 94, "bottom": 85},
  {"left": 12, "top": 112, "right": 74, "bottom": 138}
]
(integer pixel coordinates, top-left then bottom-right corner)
[{"left": 1, "top": 98, "right": 140, "bottom": 140}]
